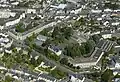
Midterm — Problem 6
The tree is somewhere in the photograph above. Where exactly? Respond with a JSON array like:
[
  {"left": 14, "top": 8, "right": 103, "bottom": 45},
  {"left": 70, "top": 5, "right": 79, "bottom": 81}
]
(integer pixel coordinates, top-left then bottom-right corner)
[
  {"left": 50, "top": 69, "right": 67, "bottom": 79},
  {"left": 77, "top": 66, "right": 80, "bottom": 69},
  {"left": 78, "top": 17, "right": 86, "bottom": 25},
  {"left": 91, "top": 34, "right": 102, "bottom": 43},
  {"left": 79, "top": 44, "right": 86, "bottom": 55},
  {"left": 64, "top": 40, "right": 96, "bottom": 58},
  {"left": 60, "top": 58, "right": 68, "bottom": 65},
  {"left": 36, "top": 56, "right": 43, "bottom": 65},
  {"left": 69, "top": 64, "right": 73, "bottom": 68},
  {"left": 84, "top": 40, "right": 95, "bottom": 54},
  {"left": 12, "top": 48, "right": 17, "bottom": 53},
  {"left": 42, "top": 39, "right": 51, "bottom": 47},
  {"left": 40, "top": 28, "right": 48, "bottom": 36},
  {"left": 101, "top": 69, "right": 113, "bottom": 82},
  {"left": 32, "top": 33, "right": 37, "bottom": 38},
  {"left": 30, "top": 58, "right": 37, "bottom": 66},
  {"left": 67, "top": 63, "right": 71, "bottom": 67},
  {"left": 104, "top": 2, "right": 119, "bottom": 10},
  {"left": 117, "top": 38, "right": 120, "bottom": 45},
  {"left": 47, "top": 52, "right": 60, "bottom": 61},
  {"left": 73, "top": 43, "right": 82, "bottom": 57},
  {"left": 52, "top": 26, "right": 60, "bottom": 38},
  {"left": 61, "top": 27, "right": 73, "bottom": 39},
  {"left": 64, "top": 43, "right": 82, "bottom": 57},
  {"left": 15, "top": 23, "right": 25, "bottom": 33},
  {"left": 3, "top": 75, "right": 14, "bottom": 82},
  {"left": 89, "top": 19, "right": 95, "bottom": 26},
  {"left": 74, "top": 17, "right": 86, "bottom": 28}
]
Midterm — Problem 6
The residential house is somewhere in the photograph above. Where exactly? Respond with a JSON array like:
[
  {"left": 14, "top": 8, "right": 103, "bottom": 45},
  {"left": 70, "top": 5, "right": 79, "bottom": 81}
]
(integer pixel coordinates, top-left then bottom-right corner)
[{"left": 48, "top": 45, "right": 62, "bottom": 56}]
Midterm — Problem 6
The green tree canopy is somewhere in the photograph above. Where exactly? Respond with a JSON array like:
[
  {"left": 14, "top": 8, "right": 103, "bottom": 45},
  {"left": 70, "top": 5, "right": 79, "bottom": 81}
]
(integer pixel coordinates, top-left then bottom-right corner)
[{"left": 101, "top": 69, "right": 113, "bottom": 82}]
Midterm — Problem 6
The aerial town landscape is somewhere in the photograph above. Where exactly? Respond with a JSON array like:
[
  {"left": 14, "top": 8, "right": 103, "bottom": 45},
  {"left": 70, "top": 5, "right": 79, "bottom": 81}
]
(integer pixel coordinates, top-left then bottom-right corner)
[{"left": 0, "top": 0, "right": 120, "bottom": 82}]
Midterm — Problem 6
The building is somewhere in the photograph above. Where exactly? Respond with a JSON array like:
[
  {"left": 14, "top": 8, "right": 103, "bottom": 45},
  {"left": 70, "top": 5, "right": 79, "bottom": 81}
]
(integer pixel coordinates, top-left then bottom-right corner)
[
  {"left": 66, "top": 0, "right": 80, "bottom": 4},
  {"left": 26, "top": 9, "right": 36, "bottom": 14},
  {"left": 48, "top": 45, "right": 62, "bottom": 56},
  {"left": 38, "top": 74, "right": 57, "bottom": 82},
  {"left": 91, "top": 10, "right": 102, "bottom": 13},
  {"left": 69, "top": 48, "right": 104, "bottom": 68},
  {"left": 102, "top": 34, "right": 112, "bottom": 39},
  {"left": 71, "top": 31, "right": 89, "bottom": 45},
  {"left": 69, "top": 40, "right": 114, "bottom": 68},
  {"left": 69, "top": 75, "right": 85, "bottom": 82},
  {"left": 8, "top": 22, "right": 57, "bottom": 41},
  {"left": 0, "top": 9, "right": 16, "bottom": 18},
  {"left": 50, "top": 4, "right": 67, "bottom": 9},
  {"left": 69, "top": 75, "right": 93, "bottom": 82},
  {"left": 5, "top": 13, "right": 25, "bottom": 27},
  {"left": 35, "top": 35, "right": 48, "bottom": 46}
]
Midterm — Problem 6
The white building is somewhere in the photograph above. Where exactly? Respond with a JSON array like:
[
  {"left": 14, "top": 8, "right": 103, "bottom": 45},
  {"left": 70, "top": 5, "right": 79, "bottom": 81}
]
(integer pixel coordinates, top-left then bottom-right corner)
[
  {"left": 70, "top": 75, "right": 85, "bottom": 82},
  {"left": 50, "top": 4, "right": 67, "bottom": 9},
  {"left": 112, "top": 22, "right": 119, "bottom": 26},
  {"left": 104, "top": 9, "right": 112, "bottom": 12},
  {"left": 11, "top": 2, "right": 19, "bottom": 5},
  {"left": 91, "top": 10, "right": 102, "bottom": 13},
  {"left": 102, "top": 34, "right": 112, "bottom": 39}
]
